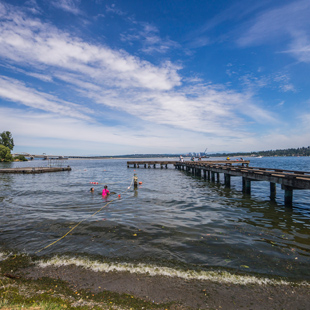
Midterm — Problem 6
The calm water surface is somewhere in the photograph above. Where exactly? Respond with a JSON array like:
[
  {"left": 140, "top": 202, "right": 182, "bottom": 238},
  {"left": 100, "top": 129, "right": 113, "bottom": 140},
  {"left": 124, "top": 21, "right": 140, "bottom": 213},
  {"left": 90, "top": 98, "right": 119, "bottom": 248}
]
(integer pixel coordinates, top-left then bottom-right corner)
[{"left": 0, "top": 157, "right": 310, "bottom": 281}]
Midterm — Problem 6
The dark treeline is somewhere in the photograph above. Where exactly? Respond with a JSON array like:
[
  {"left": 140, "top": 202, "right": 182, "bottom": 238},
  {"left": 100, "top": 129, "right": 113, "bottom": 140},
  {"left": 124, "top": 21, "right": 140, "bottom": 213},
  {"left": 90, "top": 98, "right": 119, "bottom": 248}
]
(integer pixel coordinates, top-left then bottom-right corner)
[{"left": 212, "top": 146, "right": 310, "bottom": 157}]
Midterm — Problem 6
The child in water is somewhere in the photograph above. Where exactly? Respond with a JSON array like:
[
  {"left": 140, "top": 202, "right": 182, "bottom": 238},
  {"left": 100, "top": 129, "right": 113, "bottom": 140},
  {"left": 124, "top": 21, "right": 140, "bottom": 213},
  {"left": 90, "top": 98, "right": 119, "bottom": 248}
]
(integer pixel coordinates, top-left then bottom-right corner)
[{"left": 102, "top": 185, "right": 110, "bottom": 197}]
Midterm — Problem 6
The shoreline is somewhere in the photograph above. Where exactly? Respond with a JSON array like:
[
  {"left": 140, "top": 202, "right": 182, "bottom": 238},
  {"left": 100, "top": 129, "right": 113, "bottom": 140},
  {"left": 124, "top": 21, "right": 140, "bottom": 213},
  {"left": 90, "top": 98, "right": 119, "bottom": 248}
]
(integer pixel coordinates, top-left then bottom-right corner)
[
  {"left": 1, "top": 254, "right": 310, "bottom": 309},
  {"left": 8, "top": 264, "right": 310, "bottom": 309}
]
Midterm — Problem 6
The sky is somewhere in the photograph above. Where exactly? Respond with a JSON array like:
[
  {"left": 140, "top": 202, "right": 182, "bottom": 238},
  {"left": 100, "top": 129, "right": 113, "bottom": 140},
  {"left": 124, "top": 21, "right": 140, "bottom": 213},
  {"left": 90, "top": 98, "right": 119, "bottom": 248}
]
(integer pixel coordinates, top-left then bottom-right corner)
[{"left": 0, "top": 0, "right": 310, "bottom": 156}]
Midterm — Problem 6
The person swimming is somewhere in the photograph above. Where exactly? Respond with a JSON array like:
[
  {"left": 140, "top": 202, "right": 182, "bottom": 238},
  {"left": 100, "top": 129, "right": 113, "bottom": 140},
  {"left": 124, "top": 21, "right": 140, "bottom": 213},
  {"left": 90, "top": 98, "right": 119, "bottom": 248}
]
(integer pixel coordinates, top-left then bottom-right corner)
[
  {"left": 102, "top": 185, "right": 110, "bottom": 197},
  {"left": 90, "top": 187, "right": 94, "bottom": 192}
]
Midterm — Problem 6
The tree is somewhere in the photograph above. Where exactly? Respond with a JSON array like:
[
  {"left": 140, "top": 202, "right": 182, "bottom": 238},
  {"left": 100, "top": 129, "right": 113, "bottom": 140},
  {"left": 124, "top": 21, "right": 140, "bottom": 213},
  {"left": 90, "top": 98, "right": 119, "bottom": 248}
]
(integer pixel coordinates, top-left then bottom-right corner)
[
  {"left": 14, "top": 154, "right": 28, "bottom": 161},
  {"left": 0, "top": 131, "right": 14, "bottom": 151},
  {"left": 0, "top": 145, "right": 13, "bottom": 162}
]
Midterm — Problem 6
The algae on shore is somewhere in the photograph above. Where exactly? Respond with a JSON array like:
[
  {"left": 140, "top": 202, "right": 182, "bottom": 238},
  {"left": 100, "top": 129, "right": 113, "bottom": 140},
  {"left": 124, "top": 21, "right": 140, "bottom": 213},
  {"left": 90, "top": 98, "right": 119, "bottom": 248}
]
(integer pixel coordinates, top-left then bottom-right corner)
[{"left": 1, "top": 254, "right": 310, "bottom": 310}]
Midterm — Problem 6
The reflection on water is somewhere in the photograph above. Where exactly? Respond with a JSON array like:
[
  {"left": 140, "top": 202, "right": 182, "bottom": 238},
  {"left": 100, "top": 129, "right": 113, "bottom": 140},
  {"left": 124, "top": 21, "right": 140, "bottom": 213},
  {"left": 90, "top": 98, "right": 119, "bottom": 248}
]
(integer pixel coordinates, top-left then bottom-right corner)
[{"left": 0, "top": 157, "right": 310, "bottom": 281}]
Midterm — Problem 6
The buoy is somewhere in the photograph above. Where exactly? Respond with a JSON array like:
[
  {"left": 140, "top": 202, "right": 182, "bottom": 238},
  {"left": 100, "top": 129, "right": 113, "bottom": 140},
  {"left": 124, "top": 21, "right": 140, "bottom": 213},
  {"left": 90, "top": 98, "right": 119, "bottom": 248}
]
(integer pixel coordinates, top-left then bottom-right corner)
[
  {"left": 139, "top": 181, "right": 142, "bottom": 185},
  {"left": 118, "top": 194, "right": 121, "bottom": 198}
]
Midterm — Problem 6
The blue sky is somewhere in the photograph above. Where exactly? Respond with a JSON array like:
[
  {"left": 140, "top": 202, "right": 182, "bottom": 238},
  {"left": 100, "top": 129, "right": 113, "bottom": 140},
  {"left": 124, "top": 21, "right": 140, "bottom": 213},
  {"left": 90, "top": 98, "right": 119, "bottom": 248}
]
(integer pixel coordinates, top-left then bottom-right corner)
[{"left": 0, "top": 0, "right": 310, "bottom": 156}]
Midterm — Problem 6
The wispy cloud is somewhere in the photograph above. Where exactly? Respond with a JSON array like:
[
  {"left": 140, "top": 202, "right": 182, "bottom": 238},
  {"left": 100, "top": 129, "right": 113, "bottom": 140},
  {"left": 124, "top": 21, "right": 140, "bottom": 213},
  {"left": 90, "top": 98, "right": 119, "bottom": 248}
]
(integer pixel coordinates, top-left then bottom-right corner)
[
  {"left": 237, "top": 0, "right": 310, "bottom": 63},
  {"left": 0, "top": 4, "right": 181, "bottom": 91},
  {"left": 185, "top": 1, "right": 268, "bottom": 48},
  {"left": 0, "top": 2, "right": 270, "bottom": 136},
  {"left": 25, "top": 0, "right": 42, "bottom": 15},
  {"left": 51, "top": 0, "right": 82, "bottom": 15},
  {"left": 238, "top": 72, "right": 295, "bottom": 93},
  {"left": 105, "top": 4, "right": 126, "bottom": 16},
  {"left": 121, "top": 22, "right": 179, "bottom": 54},
  {"left": 0, "top": 76, "right": 92, "bottom": 120}
]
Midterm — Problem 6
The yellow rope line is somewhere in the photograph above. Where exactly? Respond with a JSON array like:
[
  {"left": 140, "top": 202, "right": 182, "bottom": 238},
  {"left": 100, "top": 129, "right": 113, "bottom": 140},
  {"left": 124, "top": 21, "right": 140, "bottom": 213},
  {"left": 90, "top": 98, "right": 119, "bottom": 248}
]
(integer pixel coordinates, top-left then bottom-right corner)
[{"left": 36, "top": 176, "right": 135, "bottom": 253}]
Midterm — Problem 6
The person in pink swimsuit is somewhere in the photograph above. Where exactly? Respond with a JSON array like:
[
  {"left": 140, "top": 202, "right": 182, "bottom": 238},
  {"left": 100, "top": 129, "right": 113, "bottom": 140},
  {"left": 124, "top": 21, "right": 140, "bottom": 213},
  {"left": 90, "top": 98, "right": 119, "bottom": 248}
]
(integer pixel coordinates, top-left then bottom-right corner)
[{"left": 102, "top": 185, "right": 110, "bottom": 197}]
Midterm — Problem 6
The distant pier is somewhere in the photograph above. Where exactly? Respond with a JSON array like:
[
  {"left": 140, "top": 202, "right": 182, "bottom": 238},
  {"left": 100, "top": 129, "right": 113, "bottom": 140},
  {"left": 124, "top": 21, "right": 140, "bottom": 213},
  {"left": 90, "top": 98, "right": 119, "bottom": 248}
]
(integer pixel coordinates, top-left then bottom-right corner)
[
  {"left": 127, "top": 160, "right": 249, "bottom": 169},
  {"left": 127, "top": 160, "right": 310, "bottom": 207},
  {"left": 0, "top": 166, "right": 71, "bottom": 174}
]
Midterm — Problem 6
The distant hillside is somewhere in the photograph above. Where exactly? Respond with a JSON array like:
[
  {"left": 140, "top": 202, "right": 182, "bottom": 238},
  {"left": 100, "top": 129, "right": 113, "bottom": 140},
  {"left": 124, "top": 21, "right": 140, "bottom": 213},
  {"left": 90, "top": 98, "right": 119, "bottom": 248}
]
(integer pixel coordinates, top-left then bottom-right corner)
[
  {"left": 212, "top": 146, "right": 310, "bottom": 157},
  {"left": 67, "top": 146, "right": 310, "bottom": 159}
]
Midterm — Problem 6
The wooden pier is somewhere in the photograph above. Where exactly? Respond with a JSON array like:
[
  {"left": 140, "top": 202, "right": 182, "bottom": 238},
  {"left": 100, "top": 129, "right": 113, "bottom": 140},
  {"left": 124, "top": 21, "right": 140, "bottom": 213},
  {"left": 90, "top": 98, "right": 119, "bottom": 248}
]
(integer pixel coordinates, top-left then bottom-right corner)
[
  {"left": 127, "top": 160, "right": 310, "bottom": 207},
  {"left": 127, "top": 160, "right": 249, "bottom": 169},
  {"left": 0, "top": 166, "right": 71, "bottom": 174}
]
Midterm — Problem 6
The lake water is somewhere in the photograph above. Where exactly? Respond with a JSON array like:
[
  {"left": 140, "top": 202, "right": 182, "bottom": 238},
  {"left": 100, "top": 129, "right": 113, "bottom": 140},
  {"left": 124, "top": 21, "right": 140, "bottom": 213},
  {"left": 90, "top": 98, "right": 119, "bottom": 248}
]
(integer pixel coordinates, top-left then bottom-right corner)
[{"left": 1, "top": 157, "right": 310, "bottom": 283}]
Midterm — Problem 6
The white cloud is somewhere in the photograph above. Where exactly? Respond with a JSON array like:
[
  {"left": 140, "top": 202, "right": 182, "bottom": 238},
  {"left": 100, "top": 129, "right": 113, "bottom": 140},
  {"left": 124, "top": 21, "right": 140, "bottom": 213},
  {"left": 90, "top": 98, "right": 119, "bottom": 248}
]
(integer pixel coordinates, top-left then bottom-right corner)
[
  {"left": 105, "top": 4, "right": 126, "bottom": 16},
  {"left": 121, "top": 22, "right": 180, "bottom": 54},
  {"left": 0, "top": 4, "right": 274, "bottom": 134},
  {"left": 237, "top": 0, "right": 310, "bottom": 63},
  {"left": 51, "top": 0, "right": 82, "bottom": 15},
  {"left": 2, "top": 103, "right": 307, "bottom": 155},
  {"left": 286, "top": 31, "right": 310, "bottom": 63},
  {"left": 0, "top": 107, "right": 239, "bottom": 154},
  {"left": 238, "top": 72, "right": 296, "bottom": 94},
  {"left": 25, "top": 0, "right": 42, "bottom": 15},
  {"left": 0, "top": 76, "right": 92, "bottom": 120},
  {"left": 0, "top": 2, "right": 290, "bottom": 155},
  {"left": 0, "top": 3, "right": 181, "bottom": 91}
]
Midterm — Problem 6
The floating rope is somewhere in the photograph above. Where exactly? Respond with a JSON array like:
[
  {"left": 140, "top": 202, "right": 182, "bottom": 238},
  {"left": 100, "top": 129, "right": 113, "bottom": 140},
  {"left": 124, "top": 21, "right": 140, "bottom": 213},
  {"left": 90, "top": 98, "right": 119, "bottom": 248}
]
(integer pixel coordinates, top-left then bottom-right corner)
[{"left": 36, "top": 175, "right": 135, "bottom": 253}]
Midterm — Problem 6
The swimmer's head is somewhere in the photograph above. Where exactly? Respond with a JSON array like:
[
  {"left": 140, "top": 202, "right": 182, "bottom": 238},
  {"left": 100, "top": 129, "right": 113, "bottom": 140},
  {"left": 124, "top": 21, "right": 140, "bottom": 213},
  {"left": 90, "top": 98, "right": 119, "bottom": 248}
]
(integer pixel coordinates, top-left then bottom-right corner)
[{"left": 90, "top": 187, "right": 94, "bottom": 192}]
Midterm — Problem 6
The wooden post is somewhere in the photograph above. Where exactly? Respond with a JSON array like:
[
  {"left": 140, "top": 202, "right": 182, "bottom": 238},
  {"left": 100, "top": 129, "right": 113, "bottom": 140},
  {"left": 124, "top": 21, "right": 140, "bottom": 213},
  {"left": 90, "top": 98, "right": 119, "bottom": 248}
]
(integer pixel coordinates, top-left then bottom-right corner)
[
  {"left": 224, "top": 174, "right": 230, "bottom": 188},
  {"left": 283, "top": 185, "right": 293, "bottom": 207},
  {"left": 211, "top": 171, "right": 215, "bottom": 182},
  {"left": 134, "top": 174, "right": 138, "bottom": 189},
  {"left": 216, "top": 172, "right": 220, "bottom": 183},
  {"left": 242, "top": 177, "right": 251, "bottom": 194},
  {"left": 203, "top": 170, "right": 207, "bottom": 180},
  {"left": 207, "top": 170, "right": 210, "bottom": 180},
  {"left": 270, "top": 182, "right": 276, "bottom": 200}
]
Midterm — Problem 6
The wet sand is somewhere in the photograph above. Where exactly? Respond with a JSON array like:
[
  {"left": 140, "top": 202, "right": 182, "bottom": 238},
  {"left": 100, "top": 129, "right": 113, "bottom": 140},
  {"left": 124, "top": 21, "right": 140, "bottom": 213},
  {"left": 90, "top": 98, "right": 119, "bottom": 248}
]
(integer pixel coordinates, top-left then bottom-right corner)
[{"left": 21, "top": 264, "right": 310, "bottom": 309}]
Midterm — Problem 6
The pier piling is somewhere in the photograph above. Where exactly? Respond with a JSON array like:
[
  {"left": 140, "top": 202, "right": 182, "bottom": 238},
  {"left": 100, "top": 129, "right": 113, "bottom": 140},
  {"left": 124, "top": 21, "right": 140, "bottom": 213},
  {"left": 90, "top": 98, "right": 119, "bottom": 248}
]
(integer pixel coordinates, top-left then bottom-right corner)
[{"left": 127, "top": 160, "right": 310, "bottom": 207}]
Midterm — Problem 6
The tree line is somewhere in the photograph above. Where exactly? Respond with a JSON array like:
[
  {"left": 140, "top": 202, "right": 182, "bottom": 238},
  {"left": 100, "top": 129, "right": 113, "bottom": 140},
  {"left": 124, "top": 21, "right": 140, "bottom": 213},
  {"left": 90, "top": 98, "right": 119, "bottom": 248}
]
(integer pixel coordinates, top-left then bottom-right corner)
[
  {"left": 0, "top": 131, "right": 28, "bottom": 162},
  {"left": 0, "top": 131, "right": 14, "bottom": 162},
  {"left": 212, "top": 146, "right": 310, "bottom": 157}
]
